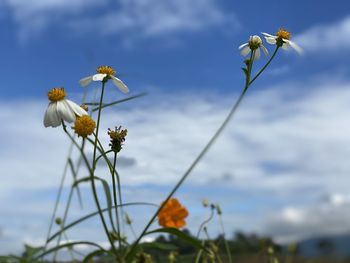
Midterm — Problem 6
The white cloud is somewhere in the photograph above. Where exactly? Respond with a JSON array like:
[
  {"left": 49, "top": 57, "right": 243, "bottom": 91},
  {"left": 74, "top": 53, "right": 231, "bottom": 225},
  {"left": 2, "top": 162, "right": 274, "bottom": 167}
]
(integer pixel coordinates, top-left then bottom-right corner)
[
  {"left": 263, "top": 193, "right": 350, "bottom": 243},
  {"left": 2, "top": 78, "right": 350, "bottom": 254},
  {"left": 294, "top": 15, "right": 350, "bottom": 52},
  {"left": 2, "top": 0, "right": 238, "bottom": 42}
]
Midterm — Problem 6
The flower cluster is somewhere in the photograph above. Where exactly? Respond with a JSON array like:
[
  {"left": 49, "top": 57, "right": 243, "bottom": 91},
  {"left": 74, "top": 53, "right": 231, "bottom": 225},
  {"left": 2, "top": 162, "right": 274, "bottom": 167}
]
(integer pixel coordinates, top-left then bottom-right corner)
[
  {"left": 157, "top": 198, "right": 188, "bottom": 228},
  {"left": 239, "top": 28, "right": 302, "bottom": 59},
  {"left": 108, "top": 126, "right": 128, "bottom": 153}
]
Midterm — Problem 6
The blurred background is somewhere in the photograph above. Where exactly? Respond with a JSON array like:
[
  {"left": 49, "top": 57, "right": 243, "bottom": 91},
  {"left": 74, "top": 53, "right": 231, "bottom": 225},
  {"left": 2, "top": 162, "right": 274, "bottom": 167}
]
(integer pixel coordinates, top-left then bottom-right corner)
[{"left": 1, "top": 0, "right": 350, "bottom": 259}]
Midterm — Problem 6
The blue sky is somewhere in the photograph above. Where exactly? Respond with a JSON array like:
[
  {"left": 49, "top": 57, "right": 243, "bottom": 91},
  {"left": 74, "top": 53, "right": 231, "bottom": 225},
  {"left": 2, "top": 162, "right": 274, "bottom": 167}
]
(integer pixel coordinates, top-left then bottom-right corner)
[{"left": 2, "top": 0, "right": 350, "bottom": 258}]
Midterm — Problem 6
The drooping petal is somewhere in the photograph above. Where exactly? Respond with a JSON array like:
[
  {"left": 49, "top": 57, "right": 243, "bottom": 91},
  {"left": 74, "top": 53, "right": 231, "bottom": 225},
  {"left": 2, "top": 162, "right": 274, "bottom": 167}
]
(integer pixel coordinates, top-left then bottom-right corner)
[
  {"left": 111, "top": 75, "right": 129, "bottom": 93},
  {"left": 261, "top": 45, "right": 269, "bottom": 56},
  {"left": 79, "top": 76, "right": 93, "bottom": 87},
  {"left": 288, "top": 40, "right": 303, "bottom": 54},
  {"left": 57, "top": 100, "right": 76, "bottom": 123},
  {"left": 66, "top": 99, "right": 88, "bottom": 117},
  {"left": 92, "top": 73, "right": 107, "bottom": 81},
  {"left": 44, "top": 102, "right": 61, "bottom": 127},
  {"left": 254, "top": 48, "right": 261, "bottom": 60},
  {"left": 238, "top": 42, "right": 248, "bottom": 50},
  {"left": 281, "top": 42, "right": 290, "bottom": 50},
  {"left": 265, "top": 36, "right": 277, "bottom": 45},
  {"left": 240, "top": 45, "right": 251, "bottom": 56}
]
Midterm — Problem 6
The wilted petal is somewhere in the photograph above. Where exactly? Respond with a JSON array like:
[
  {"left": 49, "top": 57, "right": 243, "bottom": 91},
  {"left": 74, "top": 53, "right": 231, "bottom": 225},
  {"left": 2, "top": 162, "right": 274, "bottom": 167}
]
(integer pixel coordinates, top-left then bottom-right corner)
[
  {"left": 111, "top": 75, "right": 129, "bottom": 93},
  {"left": 261, "top": 45, "right": 269, "bottom": 56},
  {"left": 254, "top": 48, "right": 261, "bottom": 60},
  {"left": 79, "top": 76, "right": 93, "bottom": 87},
  {"left": 240, "top": 45, "right": 251, "bottom": 56}
]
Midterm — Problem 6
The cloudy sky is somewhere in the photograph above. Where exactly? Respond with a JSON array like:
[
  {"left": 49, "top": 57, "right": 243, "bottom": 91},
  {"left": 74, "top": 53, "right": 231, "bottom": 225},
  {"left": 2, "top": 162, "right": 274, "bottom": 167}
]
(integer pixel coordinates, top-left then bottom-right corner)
[{"left": 1, "top": 0, "right": 350, "bottom": 258}]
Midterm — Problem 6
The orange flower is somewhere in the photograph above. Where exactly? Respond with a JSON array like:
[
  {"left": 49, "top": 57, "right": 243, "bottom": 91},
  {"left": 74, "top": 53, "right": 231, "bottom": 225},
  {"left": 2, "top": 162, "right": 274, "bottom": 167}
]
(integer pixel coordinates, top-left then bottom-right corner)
[{"left": 158, "top": 198, "right": 189, "bottom": 228}]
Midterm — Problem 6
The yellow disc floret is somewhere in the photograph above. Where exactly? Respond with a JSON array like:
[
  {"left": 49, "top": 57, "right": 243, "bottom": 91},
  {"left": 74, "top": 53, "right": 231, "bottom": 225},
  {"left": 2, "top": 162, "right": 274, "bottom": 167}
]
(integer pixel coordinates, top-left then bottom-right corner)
[
  {"left": 276, "top": 28, "right": 291, "bottom": 40},
  {"left": 73, "top": 115, "right": 96, "bottom": 138},
  {"left": 48, "top": 87, "right": 66, "bottom": 102},
  {"left": 96, "top": 65, "right": 116, "bottom": 76}
]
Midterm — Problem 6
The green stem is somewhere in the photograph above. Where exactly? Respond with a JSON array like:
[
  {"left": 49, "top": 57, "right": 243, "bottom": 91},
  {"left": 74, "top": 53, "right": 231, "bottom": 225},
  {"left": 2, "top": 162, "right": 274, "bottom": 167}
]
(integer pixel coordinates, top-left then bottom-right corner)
[
  {"left": 62, "top": 123, "right": 117, "bottom": 256},
  {"left": 196, "top": 208, "right": 214, "bottom": 238},
  {"left": 127, "top": 46, "right": 280, "bottom": 261},
  {"left": 91, "top": 80, "right": 121, "bottom": 260},
  {"left": 219, "top": 214, "right": 232, "bottom": 263},
  {"left": 249, "top": 46, "right": 279, "bottom": 86},
  {"left": 111, "top": 153, "right": 123, "bottom": 252}
]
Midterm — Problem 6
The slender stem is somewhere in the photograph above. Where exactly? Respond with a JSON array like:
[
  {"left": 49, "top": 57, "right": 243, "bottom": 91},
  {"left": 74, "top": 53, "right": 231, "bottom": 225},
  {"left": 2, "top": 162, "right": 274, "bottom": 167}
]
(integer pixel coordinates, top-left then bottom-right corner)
[
  {"left": 219, "top": 214, "right": 232, "bottom": 263},
  {"left": 196, "top": 209, "right": 214, "bottom": 238},
  {"left": 44, "top": 142, "right": 73, "bottom": 250},
  {"left": 249, "top": 46, "right": 279, "bottom": 86},
  {"left": 62, "top": 123, "right": 117, "bottom": 255},
  {"left": 127, "top": 46, "right": 280, "bottom": 260},
  {"left": 91, "top": 81, "right": 121, "bottom": 259},
  {"left": 111, "top": 153, "right": 123, "bottom": 252},
  {"left": 53, "top": 187, "right": 74, "bottom": 261}
]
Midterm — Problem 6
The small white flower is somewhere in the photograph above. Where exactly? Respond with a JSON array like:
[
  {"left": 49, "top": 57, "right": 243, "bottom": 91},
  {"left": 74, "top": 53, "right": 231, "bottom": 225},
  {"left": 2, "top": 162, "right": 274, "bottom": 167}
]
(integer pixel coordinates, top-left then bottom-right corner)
[
  {"left": 238, "top": 35, "right": 268, "bottom": 60},
  {"left": 44, "top": 87, "right": 87, "bottom": 128},
  {"left": 79, "top": 65, "right": 129, "bottom": 93},
  {"left": 262, "top": 28, "right": 303, "bottom": 54}
]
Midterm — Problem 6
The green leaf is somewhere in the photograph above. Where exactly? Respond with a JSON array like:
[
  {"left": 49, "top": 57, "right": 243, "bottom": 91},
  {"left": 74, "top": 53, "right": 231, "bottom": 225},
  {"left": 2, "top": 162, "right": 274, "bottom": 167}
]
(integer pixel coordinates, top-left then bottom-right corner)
[
  {"left": 34, "top": 241, "right": 105, "bottom": 260},
  {"left": 91, "top": 92, "right": 147, "bottom": 112},
  {"left": 82, "top": 249, "right": 107, "bottom": 263},
  {"left": 145, "top": 228, "right": 207, "bottom": 252},
  {"left": 24, "top": 244, "right": 44, "bottom": 259},
  {"left": 47, "top": 202, "right": 157, "bottom": 243}
]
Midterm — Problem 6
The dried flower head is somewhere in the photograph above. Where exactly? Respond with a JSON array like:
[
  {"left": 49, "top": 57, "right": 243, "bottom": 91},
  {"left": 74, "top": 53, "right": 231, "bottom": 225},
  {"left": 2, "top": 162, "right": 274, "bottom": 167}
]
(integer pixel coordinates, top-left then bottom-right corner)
[
  {"left": 108, "top": 126, "right": 128, "bottom": 153},
  {"left": 73, "top": 115, "right": 96, "bottom": 138},
  {"left": 158, "top": 198, "right": 189, "bottom": 229}
]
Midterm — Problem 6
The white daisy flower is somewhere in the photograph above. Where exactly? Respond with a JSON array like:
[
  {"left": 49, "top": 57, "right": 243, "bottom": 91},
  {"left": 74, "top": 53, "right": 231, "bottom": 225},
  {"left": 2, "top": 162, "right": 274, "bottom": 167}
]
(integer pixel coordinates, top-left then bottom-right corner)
[
  {"left": 262, "top": 28, "right": 303, "bottom": 54},
  {"left": 79, "top": 65, "right": 129, "bottom": 93},
  {"left": 44, "top": 87, "right": 88, "bottom": 128},
  {"left": 238, "top": 35, "right": 268, "bottom": 60}
]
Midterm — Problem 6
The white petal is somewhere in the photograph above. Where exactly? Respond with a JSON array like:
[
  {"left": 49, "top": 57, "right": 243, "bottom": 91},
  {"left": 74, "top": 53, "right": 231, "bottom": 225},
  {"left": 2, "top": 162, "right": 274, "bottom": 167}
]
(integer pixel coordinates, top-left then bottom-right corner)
[
  {"left": 79, "top": 76, "right": 93, "bottom": 87},
  {"left": 262, "top": 32, "right": 275, "bottom": 38},
  {"left": 240, "top": 46, "right": 251, "bottom": 56},
  {"left": 44, "top": 103, "right": 61, "bottom": 127},
  {"left": 265, "top": 37, "right": 277, "bottom": 45},
  {"left": 93, "top": 73, "right": 107, "bottom": 81},
  {"left": 254, "top": 48, "right": 261, "bottom": 60},
  {"left": 111, "top": 75, "right": 129, "bottom": 93},
  {"left": 66, "top": 99, "right": 88, "bottom": 117},
  {"left": 57, "top": 100, "right": 76, "bottom": 123},
  {"left": 238, "top": 43, "right": 248, "bottom": 50},
  {"left": 288, "top": 40, "right": 303, "bottom": 54},
  {"left": 281, "top": 42, "right": 290, "bottom": 50},
  {"left": 261, "top": 45, "right": 269, "bottom": 56}
]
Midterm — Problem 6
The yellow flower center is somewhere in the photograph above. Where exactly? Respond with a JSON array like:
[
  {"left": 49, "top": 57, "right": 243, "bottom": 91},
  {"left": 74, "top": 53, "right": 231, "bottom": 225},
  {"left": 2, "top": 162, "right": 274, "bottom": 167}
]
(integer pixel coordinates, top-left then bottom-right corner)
[
  {"left": 96, "top": 65, "right": 116, "bottom": 76},
  {"left": 47, "top": 87, "right": 66, "bottom": 102},
  {"left": 276, "top": 28, "right": 291, "bottom": 40},
  {"left": 73, "top": 115, "right": 96, "bottom": 138}
]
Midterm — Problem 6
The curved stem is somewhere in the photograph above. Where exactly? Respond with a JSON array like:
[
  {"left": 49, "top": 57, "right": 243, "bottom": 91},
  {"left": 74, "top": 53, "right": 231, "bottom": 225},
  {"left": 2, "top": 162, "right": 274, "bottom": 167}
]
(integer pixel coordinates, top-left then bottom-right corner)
[
  {"left": 249, "top": 46, "right": 279, "bottom": 86},
  {"left": 196, "top": 208, "right": 215, "bottom": 238}
]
